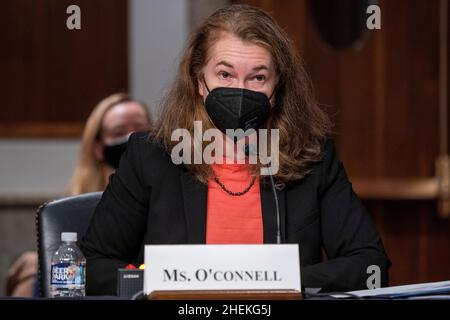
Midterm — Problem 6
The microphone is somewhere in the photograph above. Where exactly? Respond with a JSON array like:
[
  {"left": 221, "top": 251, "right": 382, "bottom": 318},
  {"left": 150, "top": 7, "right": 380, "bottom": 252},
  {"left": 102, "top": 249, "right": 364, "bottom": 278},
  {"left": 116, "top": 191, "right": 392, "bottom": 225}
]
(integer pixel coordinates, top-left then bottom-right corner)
[{"left": 245, "top": 144, "right": 282, "bottom": 244}]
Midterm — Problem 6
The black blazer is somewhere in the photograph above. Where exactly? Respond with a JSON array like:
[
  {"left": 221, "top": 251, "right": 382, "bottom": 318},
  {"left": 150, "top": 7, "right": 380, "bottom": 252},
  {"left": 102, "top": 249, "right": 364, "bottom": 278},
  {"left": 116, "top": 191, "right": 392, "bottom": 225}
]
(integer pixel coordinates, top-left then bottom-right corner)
[{"left": 81, "top": 132, "right": 390, "bottom": 295}]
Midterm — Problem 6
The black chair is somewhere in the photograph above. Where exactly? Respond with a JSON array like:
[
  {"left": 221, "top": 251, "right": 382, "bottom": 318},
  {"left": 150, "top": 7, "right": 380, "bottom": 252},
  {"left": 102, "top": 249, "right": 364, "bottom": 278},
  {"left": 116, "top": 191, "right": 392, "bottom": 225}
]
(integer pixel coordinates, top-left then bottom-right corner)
[{"left": 36, "top": 192, "right": 102, "bottom": 297}]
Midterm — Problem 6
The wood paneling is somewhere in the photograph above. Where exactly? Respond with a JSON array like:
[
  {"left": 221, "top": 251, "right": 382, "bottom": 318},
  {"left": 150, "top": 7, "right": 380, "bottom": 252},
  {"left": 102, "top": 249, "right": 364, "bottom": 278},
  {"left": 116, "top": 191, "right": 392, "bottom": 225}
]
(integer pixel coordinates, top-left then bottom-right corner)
[
  {"left": 234, "top": 0, "right": 450, "bottom": 286},
  {"left": 0, "top": 0, "right": 128, "bottom": 137}
]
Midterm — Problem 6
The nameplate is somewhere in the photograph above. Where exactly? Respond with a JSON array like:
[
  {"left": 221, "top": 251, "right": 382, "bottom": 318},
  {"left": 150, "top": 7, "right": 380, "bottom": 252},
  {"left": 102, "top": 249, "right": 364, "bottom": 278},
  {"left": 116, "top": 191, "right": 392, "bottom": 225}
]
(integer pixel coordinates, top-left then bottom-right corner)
[{"left": 144, "top": 244, "right": 301, "bottom": 294}]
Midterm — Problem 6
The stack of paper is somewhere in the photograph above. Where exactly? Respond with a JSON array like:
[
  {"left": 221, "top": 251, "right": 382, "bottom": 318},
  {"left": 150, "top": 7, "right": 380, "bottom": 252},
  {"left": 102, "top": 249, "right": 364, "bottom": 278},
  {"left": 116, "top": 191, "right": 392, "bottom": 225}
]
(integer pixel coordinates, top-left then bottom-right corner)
[{"left": 332, "top": 280, "right": 450, "bottom": 299}]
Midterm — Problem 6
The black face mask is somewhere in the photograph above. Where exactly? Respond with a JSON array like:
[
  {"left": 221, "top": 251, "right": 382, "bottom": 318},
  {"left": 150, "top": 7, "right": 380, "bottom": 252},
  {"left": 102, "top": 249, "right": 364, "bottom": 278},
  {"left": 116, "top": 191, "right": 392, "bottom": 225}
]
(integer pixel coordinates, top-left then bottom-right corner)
[
  {"left": 102, "top": 135, "right": 129, "bottom": 169},
  {"left": 204, "top": 81, "right": 275, "bottom": 138}
]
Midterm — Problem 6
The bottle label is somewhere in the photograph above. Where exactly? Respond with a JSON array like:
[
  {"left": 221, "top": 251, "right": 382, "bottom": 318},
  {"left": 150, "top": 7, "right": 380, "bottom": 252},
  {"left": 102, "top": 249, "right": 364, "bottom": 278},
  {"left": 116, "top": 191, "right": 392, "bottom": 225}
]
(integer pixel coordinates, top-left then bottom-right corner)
[{"left": 51, "top": 263, "right": 85, "bottom": 285}]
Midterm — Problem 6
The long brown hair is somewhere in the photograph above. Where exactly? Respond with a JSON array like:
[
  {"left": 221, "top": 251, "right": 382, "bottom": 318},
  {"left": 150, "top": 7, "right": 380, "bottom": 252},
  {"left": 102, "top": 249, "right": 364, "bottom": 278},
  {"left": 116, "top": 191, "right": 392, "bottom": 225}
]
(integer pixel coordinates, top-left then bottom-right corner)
[
  {"left": 67, "top": 93, "right": 152, "bottom": 195},
  {"left": 153, "top": 4, "right": 331, "bottom": 184}
]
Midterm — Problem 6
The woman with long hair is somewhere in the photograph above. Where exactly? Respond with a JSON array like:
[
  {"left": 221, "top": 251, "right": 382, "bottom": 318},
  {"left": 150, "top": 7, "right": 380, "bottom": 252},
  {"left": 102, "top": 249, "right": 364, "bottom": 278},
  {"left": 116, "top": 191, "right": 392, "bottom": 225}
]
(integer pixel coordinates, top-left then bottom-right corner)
[{"left": 81, "top": 5, "right": 390, "bottom": 295}]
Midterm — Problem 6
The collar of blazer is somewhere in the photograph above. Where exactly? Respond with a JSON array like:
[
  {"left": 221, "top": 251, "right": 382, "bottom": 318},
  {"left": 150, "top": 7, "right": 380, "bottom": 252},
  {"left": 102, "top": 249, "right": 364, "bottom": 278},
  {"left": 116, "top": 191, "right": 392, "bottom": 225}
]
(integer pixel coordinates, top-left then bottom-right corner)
[{"left": 180, "top": 172, "right": 286, "bottom": 244}]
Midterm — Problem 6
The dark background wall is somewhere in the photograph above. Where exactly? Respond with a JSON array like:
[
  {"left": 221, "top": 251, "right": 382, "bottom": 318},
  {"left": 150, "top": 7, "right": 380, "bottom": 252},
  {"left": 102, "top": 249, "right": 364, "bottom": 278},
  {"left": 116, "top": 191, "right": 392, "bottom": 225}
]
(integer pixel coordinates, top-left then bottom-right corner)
[{"left": 0, "top": 0, "right": 128, "bottom": 138}]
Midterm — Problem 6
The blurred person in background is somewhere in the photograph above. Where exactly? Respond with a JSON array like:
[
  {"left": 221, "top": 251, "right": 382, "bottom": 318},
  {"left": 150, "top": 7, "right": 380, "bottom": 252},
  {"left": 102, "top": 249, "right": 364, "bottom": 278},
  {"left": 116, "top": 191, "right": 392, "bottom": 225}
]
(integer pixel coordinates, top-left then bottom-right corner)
[
  {"left": 67, "top": 93, "right": 153, "bottom": 195},
  {"left": 5, "top": 93, "right": 152, "bottom": 297},
  {"left": 5, "top": 251, "right": 38, "bottom": 297}
]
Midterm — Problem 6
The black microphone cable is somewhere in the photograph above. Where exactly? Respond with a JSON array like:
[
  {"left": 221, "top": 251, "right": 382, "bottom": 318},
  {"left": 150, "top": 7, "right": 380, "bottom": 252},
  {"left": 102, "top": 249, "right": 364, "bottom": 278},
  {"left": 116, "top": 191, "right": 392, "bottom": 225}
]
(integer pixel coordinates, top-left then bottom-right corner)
[
  {"left": 245, "top": 144, "right": 282, "bottom": 244},
  {"left": 268, "top": 166, "right": 281, "bottom": 244}
]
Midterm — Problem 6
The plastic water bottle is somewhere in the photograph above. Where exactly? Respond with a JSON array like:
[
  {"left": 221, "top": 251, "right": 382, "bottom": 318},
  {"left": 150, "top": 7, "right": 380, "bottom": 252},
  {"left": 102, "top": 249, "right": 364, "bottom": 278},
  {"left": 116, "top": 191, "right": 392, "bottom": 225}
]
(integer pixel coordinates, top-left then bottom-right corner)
[{"left": 50, "top": 232, "right": 86, "bottom": 298}]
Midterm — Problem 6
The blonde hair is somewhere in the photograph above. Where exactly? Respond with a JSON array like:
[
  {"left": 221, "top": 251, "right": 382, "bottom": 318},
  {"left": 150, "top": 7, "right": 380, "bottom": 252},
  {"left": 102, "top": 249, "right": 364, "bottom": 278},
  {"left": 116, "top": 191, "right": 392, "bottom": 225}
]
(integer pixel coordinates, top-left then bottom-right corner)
[{"left": 67, "top": 93, "right": 151, "bottom": 195}]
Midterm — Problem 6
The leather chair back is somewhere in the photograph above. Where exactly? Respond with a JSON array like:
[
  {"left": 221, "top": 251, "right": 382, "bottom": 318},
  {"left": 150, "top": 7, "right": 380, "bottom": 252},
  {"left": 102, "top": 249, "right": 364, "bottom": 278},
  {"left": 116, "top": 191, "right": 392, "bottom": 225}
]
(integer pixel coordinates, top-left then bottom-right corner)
[{"left": 36, "top": 192, "right": 102, "bottom": 297}]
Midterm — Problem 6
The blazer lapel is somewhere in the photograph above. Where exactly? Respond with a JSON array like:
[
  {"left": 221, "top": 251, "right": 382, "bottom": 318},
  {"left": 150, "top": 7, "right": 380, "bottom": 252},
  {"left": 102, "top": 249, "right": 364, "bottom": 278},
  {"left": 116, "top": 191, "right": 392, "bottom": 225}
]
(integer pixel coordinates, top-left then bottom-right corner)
[
  {"left": 180, "top": 172, "right": 207, "bottom": 244},
  {"left": 260, "top": 181, "right": 286, "bottom": 243},
  {"left": 180, "top": 172, "right": 286, "bottom": 245}
]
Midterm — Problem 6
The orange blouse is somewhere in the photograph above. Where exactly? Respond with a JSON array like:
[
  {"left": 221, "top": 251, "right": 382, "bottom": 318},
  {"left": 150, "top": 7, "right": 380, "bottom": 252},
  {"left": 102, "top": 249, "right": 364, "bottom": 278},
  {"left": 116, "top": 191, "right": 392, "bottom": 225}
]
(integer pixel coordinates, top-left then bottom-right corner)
[{"left": 206, "top": 162, "right": 263, "bottom": 244}]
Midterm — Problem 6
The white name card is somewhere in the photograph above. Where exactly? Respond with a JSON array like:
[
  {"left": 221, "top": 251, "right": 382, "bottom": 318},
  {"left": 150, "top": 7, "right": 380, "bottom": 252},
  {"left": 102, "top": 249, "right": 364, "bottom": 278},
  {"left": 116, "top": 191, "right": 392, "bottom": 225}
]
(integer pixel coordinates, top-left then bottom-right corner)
[{"left": 144, "top": 244, "right": 301, "bottom": 294}]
